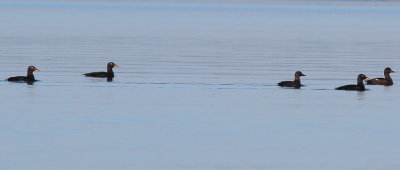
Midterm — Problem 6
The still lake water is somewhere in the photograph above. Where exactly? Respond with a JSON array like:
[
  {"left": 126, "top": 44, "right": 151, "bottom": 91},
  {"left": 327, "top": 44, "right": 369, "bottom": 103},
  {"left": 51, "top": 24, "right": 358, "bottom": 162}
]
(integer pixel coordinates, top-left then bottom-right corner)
[{"left": 1, "top": 0, "right": 400, "bottom": 169}]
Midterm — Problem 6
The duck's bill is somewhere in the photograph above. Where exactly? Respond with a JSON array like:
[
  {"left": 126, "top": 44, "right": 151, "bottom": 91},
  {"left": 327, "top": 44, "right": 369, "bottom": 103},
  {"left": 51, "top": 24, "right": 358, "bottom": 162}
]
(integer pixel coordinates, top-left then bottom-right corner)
[
  {"left": 365, "top": 77, "right": 370, "bottom": 80},
  {"left": 114, "top": 65, "right": 119, "bottom": 67},
  {"left": 35, "top": 69, "right": 40, "bottom": 71}
]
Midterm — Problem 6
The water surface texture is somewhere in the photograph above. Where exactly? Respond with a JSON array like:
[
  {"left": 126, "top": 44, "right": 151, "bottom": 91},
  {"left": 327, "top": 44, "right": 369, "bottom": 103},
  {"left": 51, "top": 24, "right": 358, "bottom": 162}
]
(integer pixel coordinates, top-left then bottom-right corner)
[{"left": 1, "top": 0, "right": 400, "bottom": 169}]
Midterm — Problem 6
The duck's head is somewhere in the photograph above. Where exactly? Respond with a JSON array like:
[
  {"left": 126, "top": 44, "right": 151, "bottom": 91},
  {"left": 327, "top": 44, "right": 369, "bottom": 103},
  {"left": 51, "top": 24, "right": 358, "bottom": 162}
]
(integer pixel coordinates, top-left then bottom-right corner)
[
  {"left": 385, "top": 67, "right": 394, "bottom": 74},
  {"left": 107, "top": 62, "right": 119, "bottom": 68},
  {"left": 358, "top": 74, "right": 369, "bottom": 80},
  {"left": 295, "top": 71, "right": 306, "bottom": 77},
  {"left": 27, "top": 66, "right": 40, "bottom": 72}
]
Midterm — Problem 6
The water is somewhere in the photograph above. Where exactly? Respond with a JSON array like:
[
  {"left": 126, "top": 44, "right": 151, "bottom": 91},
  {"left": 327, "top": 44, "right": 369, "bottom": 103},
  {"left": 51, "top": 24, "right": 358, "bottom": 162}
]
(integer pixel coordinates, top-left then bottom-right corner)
[{"left": 1, "top": 0, "right": 400, "bottom": 169}]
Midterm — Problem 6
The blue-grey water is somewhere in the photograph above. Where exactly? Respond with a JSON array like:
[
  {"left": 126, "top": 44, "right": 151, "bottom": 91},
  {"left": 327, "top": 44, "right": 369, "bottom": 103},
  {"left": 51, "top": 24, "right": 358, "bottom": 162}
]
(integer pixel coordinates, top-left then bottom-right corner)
[{"left": 1, "top": 0, "right": 400, "bottom": 169}]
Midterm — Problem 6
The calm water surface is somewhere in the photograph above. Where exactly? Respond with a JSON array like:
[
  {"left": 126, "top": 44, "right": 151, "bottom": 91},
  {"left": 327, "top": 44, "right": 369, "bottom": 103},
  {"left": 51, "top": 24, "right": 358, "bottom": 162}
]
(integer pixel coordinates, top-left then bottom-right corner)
[{"left": 1, "top": 0, "right": 400, "bottom": 169}]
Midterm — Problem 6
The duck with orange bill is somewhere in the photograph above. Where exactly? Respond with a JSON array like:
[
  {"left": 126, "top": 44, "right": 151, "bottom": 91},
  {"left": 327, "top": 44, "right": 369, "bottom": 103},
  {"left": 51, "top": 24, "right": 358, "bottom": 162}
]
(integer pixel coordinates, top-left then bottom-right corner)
[
  {"left": 7, "top": 66, "right": 40, "bottom": 83},
  {"left": 83, "top": 62, "right": 119, "bottom": 79},
  {"left": 336, "top": 74, "right": 370, "bottom": 91}
]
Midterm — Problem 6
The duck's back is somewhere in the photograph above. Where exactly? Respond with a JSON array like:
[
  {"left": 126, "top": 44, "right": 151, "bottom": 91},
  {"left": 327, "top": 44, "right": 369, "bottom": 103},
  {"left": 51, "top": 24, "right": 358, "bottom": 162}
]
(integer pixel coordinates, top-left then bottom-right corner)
[
  {"left": 335, "top": 85, "right": 364, "bottom": 91},
  {"left": 8, "top": 76, "right": 28, "bottom": 81},
  {"left": 366, "top": 78, "right": 391, "bottom": 85},
  {"left": 83, "top": 72, "right": 108, "bottom": 78},
  {"left": 278, "top": 81, "right": 295, "bottom": 87}
]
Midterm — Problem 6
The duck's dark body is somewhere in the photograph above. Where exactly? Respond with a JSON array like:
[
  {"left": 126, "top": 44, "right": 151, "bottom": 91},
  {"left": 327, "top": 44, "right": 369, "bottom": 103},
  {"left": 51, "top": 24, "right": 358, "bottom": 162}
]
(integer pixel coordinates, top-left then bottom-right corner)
[
  {"left": 335, "top": 84, "right": 365, "bottom": 91},
  {"left": 7, "top": 66, "right": 39, "bottom": 83},
  {"left": 336, "top": 74, "right": 369, "bottom": 91},
  {"left": 278, "top": 80, "right": 302, "bottom": 88},
  {"left": 366, "top": 78, "right": 392, "bottom": 86},
  {"left": 83, "top": 71, "right": 113, "bottom": 78},
  {"left": 83, "top": 62, "right": 118, "bottom": 79},
  {"left": 366, "top": 67, "right": 394, "bottom": 86},
  {"left": 278, "top": 71, "right": 305, "bottom": 89},
  {"left": 7, "top": 75, "right": 35, "bottom": 82}
]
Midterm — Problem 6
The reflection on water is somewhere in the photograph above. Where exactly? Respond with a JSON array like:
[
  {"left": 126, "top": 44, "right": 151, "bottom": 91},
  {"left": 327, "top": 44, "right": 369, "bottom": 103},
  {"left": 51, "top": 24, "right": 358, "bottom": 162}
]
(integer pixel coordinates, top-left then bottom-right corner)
[
  {"left": 356, "top": 90, "right": 368, "bottom": 100},
  {"left": 1, "top": 0, "right": 400, "bottom": 169}
]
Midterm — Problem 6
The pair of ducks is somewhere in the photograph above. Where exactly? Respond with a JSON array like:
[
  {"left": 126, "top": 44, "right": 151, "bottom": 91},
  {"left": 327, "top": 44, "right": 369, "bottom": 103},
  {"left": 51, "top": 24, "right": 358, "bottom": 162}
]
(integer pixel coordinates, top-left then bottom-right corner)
[
  {"left": 278, "top": 67, "right": 395, "bottom": 91},
  {"left": 7, "top": 62, "right": 119, "bottom": 83}
]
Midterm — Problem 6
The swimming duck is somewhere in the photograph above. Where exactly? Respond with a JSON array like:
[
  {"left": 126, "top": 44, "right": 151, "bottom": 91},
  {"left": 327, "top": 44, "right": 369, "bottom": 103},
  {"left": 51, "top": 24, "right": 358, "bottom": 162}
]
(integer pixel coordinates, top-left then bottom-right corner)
[
  {"left": 278, "top": 71, "right": 306, "bottom": 89},
  {"left": 366, "top": 67, "right": 394, "bottom": 86},
  {"left": 336, "top": 74, "right": 369, "bottom": 91},
  {"left": 83, "top": 62, "right": 119, "bottom": 79},
  {"left": 7, "top": 66, "right": 40, "bottom": 82}
]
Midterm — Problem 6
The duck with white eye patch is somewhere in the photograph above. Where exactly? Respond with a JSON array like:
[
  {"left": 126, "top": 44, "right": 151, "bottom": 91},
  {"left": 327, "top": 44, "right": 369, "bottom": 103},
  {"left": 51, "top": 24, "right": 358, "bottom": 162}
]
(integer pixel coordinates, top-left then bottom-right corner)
[
  {"left": 336, "top": 74, "right": 370, "bottom": 91},
  {"left": 7, "top": 66, "right": 40, "bottom": 83},
  {"left": 83, "top": 62, "right": 119, "bottom": 80}
]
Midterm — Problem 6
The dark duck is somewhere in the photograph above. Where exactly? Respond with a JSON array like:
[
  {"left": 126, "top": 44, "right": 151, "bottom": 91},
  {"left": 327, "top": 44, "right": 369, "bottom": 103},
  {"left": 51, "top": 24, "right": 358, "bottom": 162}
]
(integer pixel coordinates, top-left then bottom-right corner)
[
  {"left": 336, "top": 74, "right": 369, "bottom": 91},
  {"left": 366, "top": 67, "right": 394, "bottom": 86},
  {"left": 7, "top": 66, "right": 40, "bottom": 83},
  {"left": 83, "top": 62, "right": 119, "bottom": 80},
  {"left": 278, "top": 71, "right": 306, "bottom": 89}
]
